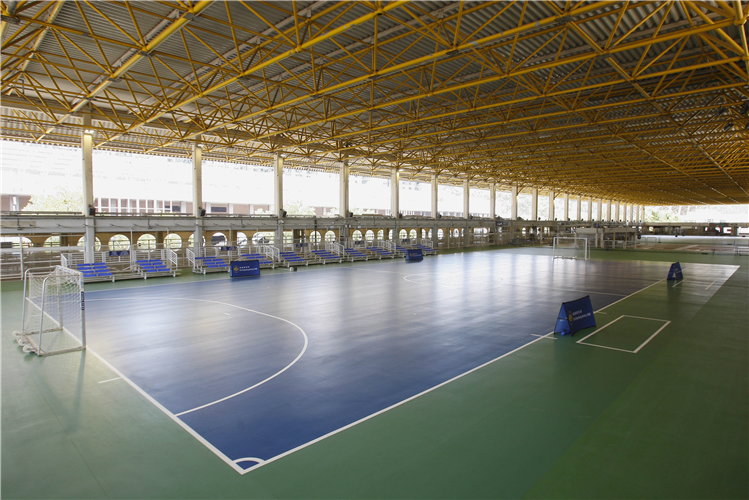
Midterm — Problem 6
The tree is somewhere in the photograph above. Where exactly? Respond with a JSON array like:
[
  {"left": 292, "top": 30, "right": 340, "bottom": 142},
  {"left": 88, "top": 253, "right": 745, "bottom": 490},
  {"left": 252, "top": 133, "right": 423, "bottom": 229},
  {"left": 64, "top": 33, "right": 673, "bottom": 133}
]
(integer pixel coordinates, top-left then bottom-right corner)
[{"left": 22, "top": 189, "right": 82, "bottom": 212}]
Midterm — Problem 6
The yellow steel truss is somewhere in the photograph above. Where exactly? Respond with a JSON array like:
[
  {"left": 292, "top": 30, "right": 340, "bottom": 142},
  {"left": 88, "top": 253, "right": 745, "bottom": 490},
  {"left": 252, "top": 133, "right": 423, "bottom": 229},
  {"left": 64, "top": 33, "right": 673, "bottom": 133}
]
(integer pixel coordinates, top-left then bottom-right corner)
[{"left": 1, "top": 0, "right": 748, "bottom": 205}]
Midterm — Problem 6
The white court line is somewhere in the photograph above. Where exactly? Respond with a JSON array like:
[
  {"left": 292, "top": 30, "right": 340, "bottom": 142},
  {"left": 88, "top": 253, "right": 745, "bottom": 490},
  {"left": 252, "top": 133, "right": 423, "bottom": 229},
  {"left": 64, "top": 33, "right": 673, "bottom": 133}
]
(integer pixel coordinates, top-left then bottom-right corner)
[
  {"left": 705, "top": 280, "right": 717, "bottom": 290},
  {"left": 530, "top": 334, "right": 556, "bottom": 340},
  {"left": 576, "top": 315, "right": 671, "bottom": 354},
  {"left": 673, "top": 278, "right": 687, "bottom": 287},
  {"left": 86, "top": 347, "right": 246, "bottom": 474},
  {"left": 82, "top": 262, "right": 719, "bottom": 475},
  {"left": 87, "top": 297, "right": 309, "bottom": 417},
  {"left": 98, "top": 377, "right": 122, "bottom": 384}
]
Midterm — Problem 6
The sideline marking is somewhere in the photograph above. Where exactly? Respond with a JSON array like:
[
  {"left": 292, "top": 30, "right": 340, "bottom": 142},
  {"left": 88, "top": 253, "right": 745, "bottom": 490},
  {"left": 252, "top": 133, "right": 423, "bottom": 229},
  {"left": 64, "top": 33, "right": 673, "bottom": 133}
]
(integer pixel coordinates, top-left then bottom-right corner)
[
  {"left": 87, "top": 297, "right": 308, "bottom": 417},
  {"left": 673, "top": 278, "right": 687, "bottom": 287},
  {"left": 530, "top": 334, "right": 556, "bottom": 340},
  {"left": 86, "top": 347, "right": 245, "bottom": 474},
  {"left": 577, "top": 315, "right": 671, "bottom": 353},
  {"left": 83, "top": 262, "right": 738, "bottom": 475},
  {"left": 705, "top": 280, "right": 716, "bottom": 290},
  {"left": 98, "top": 377, "right": 122, "bottom": 384}
]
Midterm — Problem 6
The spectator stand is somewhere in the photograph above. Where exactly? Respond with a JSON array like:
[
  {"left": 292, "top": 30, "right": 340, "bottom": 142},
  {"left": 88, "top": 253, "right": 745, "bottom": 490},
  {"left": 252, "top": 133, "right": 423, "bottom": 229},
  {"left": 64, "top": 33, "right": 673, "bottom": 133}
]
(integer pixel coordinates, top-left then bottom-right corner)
[
  {"left": 310, "top": 242, "right": 343, "bottom": 264},
  {"left": 61, "top": 247, "right": 142, "bottom": 282},
  {"left": 238, "top": 244, "right": 276, "bottom": 269},
  {"left": 378, "top": 240, "right": 404, "bottom": 257},
  {"left": 340, "top": 238, "right": 368, "bottom": 262},
  {"left": 132, "top": 247, "right": 178, "bottom": 278},
  {"left": 187, "top": 246, "right": 230, "bottom": 274}
]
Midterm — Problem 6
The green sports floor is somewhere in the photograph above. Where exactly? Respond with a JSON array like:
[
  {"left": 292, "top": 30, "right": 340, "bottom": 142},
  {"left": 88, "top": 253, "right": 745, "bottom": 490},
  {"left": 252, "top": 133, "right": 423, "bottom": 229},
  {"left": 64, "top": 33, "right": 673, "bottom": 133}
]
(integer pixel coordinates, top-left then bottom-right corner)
[{"left": 2, "top": 247, "right": 747, "bottom": 499}]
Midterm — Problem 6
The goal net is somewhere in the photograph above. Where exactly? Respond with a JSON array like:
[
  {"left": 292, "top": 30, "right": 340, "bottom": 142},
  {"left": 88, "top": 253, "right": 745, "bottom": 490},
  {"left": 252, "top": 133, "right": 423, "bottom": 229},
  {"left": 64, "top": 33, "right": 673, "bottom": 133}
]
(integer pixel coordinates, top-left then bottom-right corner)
[
  {"left": 553, "top": 237, "right": 590, "bottom": 260},
  {"left": 14, "top": 266, "right": 86, "bottom": 356}
]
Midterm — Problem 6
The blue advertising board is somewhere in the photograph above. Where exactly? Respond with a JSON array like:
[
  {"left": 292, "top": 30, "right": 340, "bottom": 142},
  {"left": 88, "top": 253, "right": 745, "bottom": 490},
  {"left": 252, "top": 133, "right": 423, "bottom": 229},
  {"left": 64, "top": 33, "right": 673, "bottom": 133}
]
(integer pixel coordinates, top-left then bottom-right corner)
[
  {"left": 405, "top": 248, "right": 423, "bottom": 261},
  {"left": 108, "top": 250, "right": 130, "bottom": 257},
  {"left": 230, "top": 259, "right": 260, "bottom": 277},
  {"left": 667, "top": 262, "right": 683, "bottom": 280},
  {"left": 220, "top": 246, "right": 238, "bottom": 252},
  {"left": 554, "top": 295, "right": 596, "bottom": 336}
]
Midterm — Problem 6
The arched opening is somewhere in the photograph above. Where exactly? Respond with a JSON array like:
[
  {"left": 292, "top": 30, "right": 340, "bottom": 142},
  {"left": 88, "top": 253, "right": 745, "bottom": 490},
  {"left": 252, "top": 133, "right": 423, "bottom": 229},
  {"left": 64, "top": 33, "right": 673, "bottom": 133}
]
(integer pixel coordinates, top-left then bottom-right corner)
[
  {"left": 108, "top": 234, "right": 130, "bottom": 250},
  {"left": 164, "top": 234, "right": 182, "bottom": 249},
  {"left": 309, "top": 231, "right": 321, "bottom": 243},
  {"left": 236, "top": 232, "right": 248, "bottom": 246},
  {"left": 428, "top": 229, "right": 432, "bottom": 238},
  {"left": 211, "top": 232, "right": 227, "bottom": 246},
  {"left": 421, "top": 229, "right": 427, "bottom": 238},
  {"left": 252, "top": 232, "right": 274, "bottom": 244},
  {"left": 352, "top": 230, "right": 363, "bottom": 241},
  {"left": 388, "top": 229, "right": 393, "bottom": 240},
  {"left": 187, "top": 234, "right": 207, "bottom": 247},
  {"left": 409, "top": 229, "right": 417, "bottom": 239},
  {"left": 377, "top": 230, "right": 384, "bottom": 240},
  {"left": 399, "top": 229, "right": 408, "bottom": 240},
  {"left": 77, "top": 236, "right": 102, "bottom": 250},
  {"left": 365, "top": 230, "right": 375, "bottom": 242},
  {"left": 324, "top": 230, "right": 336, "bottom": 242},
  {"left": 44, "top": 236, "right": 61, "bottom": 247},
  {"left": 137, "top": 234, "right": 156, "bottom": 249},
  {"left": 453, "top": 229, "right": 460, "bottom": 237},
  {"left": 438, "top": 229, "right": 444, "bottom": 240}
]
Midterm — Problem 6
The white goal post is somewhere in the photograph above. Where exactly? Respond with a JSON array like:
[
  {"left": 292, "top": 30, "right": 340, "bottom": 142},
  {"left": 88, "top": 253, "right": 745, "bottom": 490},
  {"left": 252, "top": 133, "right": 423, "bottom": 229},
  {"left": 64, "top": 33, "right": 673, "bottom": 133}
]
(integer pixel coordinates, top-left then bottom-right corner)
[
  {"left": 13, "top": 266, "right": 86, "bottom": 356},
  {"left": 553, "top": 237, "right": 590, "bottom": 260}
]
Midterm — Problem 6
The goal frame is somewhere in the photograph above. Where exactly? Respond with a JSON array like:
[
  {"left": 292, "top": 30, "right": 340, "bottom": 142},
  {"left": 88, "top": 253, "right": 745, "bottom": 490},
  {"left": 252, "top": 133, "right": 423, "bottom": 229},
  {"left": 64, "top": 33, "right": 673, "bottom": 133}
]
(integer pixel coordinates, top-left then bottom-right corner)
[
  {"left": 553, "top": 236, "right": 590, "bottom": 261},
  {"left": 14, "top": 266, "right": 86, "bottom": 356}
]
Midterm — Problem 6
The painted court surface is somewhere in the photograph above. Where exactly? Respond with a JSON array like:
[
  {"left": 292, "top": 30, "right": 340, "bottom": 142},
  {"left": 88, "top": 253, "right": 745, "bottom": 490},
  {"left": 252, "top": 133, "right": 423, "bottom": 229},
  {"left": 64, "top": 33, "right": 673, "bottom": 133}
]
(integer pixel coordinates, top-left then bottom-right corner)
[
  {"left": 2, "top": 248, "right": 747, "bottom": 499},
  {"left": 82, "top": 252, "right": 738, "bottom": 472}
]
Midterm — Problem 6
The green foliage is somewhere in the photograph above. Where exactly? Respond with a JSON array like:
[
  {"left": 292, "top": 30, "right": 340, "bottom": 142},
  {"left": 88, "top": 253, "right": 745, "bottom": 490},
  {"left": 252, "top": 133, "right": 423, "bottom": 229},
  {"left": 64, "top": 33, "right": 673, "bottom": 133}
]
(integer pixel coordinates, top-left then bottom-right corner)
[
  {"left": 22, "top": 189, "right": 82, "bottom": 212},
  {"left": 645, "top": 209, "right": 680, "bottom": 222}
]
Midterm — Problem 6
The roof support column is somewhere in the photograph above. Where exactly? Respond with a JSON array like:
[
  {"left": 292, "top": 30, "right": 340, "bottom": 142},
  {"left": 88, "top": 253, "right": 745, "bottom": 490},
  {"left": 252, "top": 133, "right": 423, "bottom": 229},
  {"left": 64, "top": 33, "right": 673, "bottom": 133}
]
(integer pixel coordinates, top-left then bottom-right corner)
[
  {"left": 390, "top": 168, "right": 400, "bottom": 218},
  {"left": 622, "top": 202, "right": 628, "bottom": 223},
  {"left": 548, "top": 191, "right": 555, "bottom": 221},
  {"left": 274, "top": 153, "right": 284, "bottom": 249},
  {"left": 576, "top": 196, "right": 582, "bottom": 221},
  {"left": 531, "top": 188, "right": 538, "bottom": 221},
  {"left": 81, "top": 114, "right": 95, "bottom": 263},
  {"left": 339, "top": 156, "right": 349, "bottom": 239},
  {"left": 511, "top": 184, "right": 518, "bottom": 221},
  {"left": 431, "top": 174, "right": 439, "bottom": 219},
  {"left": 463, "top": 180, "right": 470, "bottom": 219},
  {"left": 615, "top": 202, "right": 620, "bottom": 222},
  {"left": 489, "top": 183, "right": 496, "bottom": 219},
  {"left": 563, "top": 193, "right": 569, "bottom": 222},
  {"left": 192, "top": 140, "right": 203, "bottom": 252},
  {"left": 339, "top": 156, "right": 349, "bottom": 218},
  {"left": 607, "top": 200, "right": 613, "bottom": 221}
]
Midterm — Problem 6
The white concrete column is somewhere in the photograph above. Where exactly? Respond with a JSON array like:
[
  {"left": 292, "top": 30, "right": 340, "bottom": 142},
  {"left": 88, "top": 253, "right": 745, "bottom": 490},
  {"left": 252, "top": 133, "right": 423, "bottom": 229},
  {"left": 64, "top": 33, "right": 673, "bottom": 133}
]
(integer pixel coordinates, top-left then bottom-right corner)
[
  {"left": 548, "top": 191, "right": 555, "bottom": 221},
  {"left": 607, "top": 200, "right": 612, "bottom": 221},
  {"left": 489, "top": 182, "right": 496, "bottom": 219},
  {"left": 431, "top": 174, "right": 439, "bottom": 219},
  {"left": 576, "top": 196, "right": 582, "bottom": 221},
  {"left": 339, "top": 157, "right": 349, "bottom": 218},
  {"left": 81, "top": 115, "right": 95, "bottom": 263},
  {"left": 563, "top": 193, "right": 569, "bottom": 221},
  {"left": 463, "top": 179, "right": 470, "bottom": 219},
  {"left": 588, "top": 198, "right": 593, "bottom": 221},
  {"left": 274, "top": 153, "right": 284, "bottom": 248},
  {"left": 192, "top": 141, "right": 203, "bottom": 250},
  {"left": 597, "top": 199, "right": 603, "bottom": 221},
  {"left": 615, "top": 201, "right": 620, "bottom": 222},
  {"left": 531, "top": 188, "right": 538, "bottom": 221},
  {"left": 511, "top": 184, "right": 518, "bottom": 220},
  {"left": 390, "top": 168, "right": 400, "bottom": 217},
  {"left": 622, "top": 202, "right": 627, "bottom": 222},
  {"left": 641, "top": 205, "right": 645, "bottom": 222}
]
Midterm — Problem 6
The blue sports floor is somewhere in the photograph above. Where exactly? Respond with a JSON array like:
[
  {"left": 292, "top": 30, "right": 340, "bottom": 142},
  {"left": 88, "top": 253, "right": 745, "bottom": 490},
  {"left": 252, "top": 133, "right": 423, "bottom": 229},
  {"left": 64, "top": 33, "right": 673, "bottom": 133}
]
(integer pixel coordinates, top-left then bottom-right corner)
[{"left": 83, "top": 250, "right": 735, "bottom": 472}]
